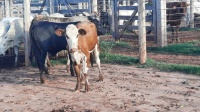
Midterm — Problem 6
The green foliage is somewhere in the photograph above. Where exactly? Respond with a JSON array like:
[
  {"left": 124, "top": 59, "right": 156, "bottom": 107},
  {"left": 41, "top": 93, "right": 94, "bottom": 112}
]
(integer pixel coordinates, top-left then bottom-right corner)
[
  {"left": 139, "top": 59, "right": 200, "bottom": 75},
  {"left": 100, "top": 41, "right": 114, "bottom": 54},
  {"left": 100, "top": 53, "right": 138, "bottom": 65},
  {"left": 147, "top": 41, "right": 200, "bottom": 55},
  {"left": 113, "top": 41, "right": 131, "bottom": 48}
]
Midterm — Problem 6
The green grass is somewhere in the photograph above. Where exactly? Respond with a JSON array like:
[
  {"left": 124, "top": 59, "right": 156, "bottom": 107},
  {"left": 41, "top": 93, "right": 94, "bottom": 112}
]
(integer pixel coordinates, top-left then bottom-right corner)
[
  {"left": 140, "top": 59, "right": 200, "bottom": 75},
  {"left": 100, "top": 53, "right": 138, "bottom": 65},
  {"left": 49, "top": 58, "right": 67, "bottom": 65},
  {"left": 147, "top": 41, "right": 200, "bottom": 55}
]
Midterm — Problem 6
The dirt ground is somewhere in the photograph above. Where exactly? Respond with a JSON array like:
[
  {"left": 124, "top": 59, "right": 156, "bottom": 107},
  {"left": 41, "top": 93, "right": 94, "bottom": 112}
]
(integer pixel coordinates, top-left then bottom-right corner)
[
  {"left": 0, "top": 64, "right": 200, "bottom": 112},
  {"left": 1, "top": 34, "right": 200, "bottom": 112}
]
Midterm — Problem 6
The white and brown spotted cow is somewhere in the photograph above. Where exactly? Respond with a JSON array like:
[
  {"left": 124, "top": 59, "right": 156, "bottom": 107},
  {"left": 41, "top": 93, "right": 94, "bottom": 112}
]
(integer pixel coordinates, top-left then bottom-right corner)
[{"left": 55, "top": 21, "right": 103, "bottom": 92}]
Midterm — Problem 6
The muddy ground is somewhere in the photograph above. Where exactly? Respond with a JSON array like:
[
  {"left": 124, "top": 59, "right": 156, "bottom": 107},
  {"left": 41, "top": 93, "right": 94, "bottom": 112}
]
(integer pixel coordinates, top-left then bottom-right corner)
[{"left": 1, "top": 34, "right": 200, "bottom": 112}]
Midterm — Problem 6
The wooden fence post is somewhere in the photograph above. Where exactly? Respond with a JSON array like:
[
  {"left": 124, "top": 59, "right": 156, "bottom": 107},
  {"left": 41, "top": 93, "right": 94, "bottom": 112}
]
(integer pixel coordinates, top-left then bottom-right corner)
[
  {"left": 138, "top": 0, "right": 146, "bottom": 64},
  {"left": 112, "top": 0, "right": 119, "bottom": 41},
  {"left": 156, "top": 0, "right": 167, "bottom": 47},
  {"left": 103, "top": 0, "right": 106, "bottom": 11},
  {"left": 189, "top": 0, "right": 194, "bottom": 28},
  {"left": 23, "top": 0, "right": 31, "bottom": 67},
  {"left": 9, "top": 0, "right": 13, "bottom": 17},
  {"left": 92, "top": 0, "right": 97, "bottom": 12},
  {"left": 4, "top": 0, "right": 10, "bottom": 17},
  {"left": 152, "top": 0, "right": 157, "bottom": 43}
]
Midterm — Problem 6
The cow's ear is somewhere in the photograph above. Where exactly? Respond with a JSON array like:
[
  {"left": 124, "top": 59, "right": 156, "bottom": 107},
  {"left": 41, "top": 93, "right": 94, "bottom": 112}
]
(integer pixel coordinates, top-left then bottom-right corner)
[
  {"left": 78, "top": 29, "right": 87, "bottom": 35},
  {"left": 55, "top": 29, "right": 65, "bottom": 36}
]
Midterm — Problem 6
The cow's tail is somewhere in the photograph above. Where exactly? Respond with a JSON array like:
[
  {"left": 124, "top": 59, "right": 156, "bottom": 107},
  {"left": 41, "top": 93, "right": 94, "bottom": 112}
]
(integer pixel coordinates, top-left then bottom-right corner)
[
  {"left": 29, "top": 23, "right": 35, "bottom": 63},
  {"left": 90, "top": 52, "right": 94, "bottom": 67},
  {"left": 29, "top": 22, "right": 41, "bottom": 64}
]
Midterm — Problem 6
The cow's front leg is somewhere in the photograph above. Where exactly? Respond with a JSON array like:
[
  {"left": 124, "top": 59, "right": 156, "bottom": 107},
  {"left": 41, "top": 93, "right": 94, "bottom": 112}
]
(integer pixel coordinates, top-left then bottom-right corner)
[
  {"left": 83, "top": 56, "right": 90, "bottom": 92},
  {"left": 176, "top": 28, "right": 180, "bottom": 43},
  {"left": 74, "top": 64, "right": 81, "bottom": 92},
  {"left": 66, "top": 55, "right": 70, "bottom": 73},
  {"left": 171, "top": 27, "right": 175, "bottom": 43},
  {"left": 40, "top": 70, "right": 46, "bottom": 83},
  {"left": 13, "top": 46, "right": 19, "bottom": 67}
]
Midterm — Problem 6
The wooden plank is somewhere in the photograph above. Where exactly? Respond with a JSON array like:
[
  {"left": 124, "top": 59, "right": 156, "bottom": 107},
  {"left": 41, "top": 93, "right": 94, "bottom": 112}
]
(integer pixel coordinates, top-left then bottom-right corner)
[
  {"left": 118, "top": 6, "right": 137, "bottom": 10},
  {"left": 118, "top": 5, "right": 153, "bottom": 10},
  {"left": 138, "top": 0, "right": 147, "bottom": 64},
  {"left": 118, "top": 15, "right": 152, "bottom": 22},
  {"left": 118, "top": 9, "right": 138, "bottom": 39},
  {"left": 119, "top": 25, "right": 154, "bottom": 31},
  {"left": 23, "top": 0, "right": 31, "bottom": 66}
]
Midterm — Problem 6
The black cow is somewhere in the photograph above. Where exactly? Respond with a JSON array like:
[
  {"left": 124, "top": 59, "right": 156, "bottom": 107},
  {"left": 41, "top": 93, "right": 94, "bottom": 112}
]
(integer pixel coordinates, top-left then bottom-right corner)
[
  {"left": 29, "top": 17, "right": 105, "bottom": 84},
  {"left": 29, "top": 21, "right": 78, "bottom": 83},
  {"left": 167, "top": 2, "right": 189, "bottom": 43}
]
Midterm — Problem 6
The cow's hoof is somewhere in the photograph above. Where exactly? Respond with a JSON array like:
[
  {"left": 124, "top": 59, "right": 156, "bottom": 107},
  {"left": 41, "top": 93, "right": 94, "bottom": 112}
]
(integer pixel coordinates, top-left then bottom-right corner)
[
  {"left": 98, "top": 75, "right": 104, "bottom": 82},
  {"left": 40, "top": 77, "right": 46, "bottom": 84},
  {"left": 74, "top": 84, "right": 80, "bottom": 92},
  {"left": 85, "top": 85, "right": 90, "bottom": 93},
  {"left": 74, "top": 90, "right": 80, "bottom": 93},
  {"left": 40, "top": 78, "right": 46, "bottom": 84},
  {"left": 66, "top": 65, "right": 70, "bottom": 73}
]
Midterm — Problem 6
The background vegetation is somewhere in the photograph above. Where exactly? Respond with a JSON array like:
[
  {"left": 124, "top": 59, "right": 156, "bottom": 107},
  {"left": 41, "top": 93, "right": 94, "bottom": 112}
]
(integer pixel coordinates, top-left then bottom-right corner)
[{"left": 47, "top": 40, "right": 200, "bottom": 76}]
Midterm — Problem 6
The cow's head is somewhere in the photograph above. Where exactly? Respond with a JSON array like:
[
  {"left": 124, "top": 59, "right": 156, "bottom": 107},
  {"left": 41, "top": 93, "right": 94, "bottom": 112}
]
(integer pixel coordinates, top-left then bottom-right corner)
[
  {"left": 176, "top": 2, "right": 190, "bottom": 16},
  {"left": 0, "top": 37, "right": 14, "bottom": 55},
  {"left": 55, "top": 24, "right": 86, "bottom": 53}
]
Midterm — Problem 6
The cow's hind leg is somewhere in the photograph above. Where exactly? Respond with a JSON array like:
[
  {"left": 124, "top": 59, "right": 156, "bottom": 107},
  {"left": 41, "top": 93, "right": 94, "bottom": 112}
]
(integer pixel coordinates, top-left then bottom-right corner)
[
  {"left": 44, "top": 54, "right": 50, "bottom": 74},
  {"left": 171, "top": 27, "right": 175, "bottom": 43},
  {"left": 39, "top": 52, "right": 48, "bottom": 83},
  {"left": 13, "top": 46, "right": 19, "bottom": 67},
  {"left": 176, "top": 27, "right": 180, "bottom": 43},
  {"left": 82, "top": 56, "right": 90, "bottom": 92},
  {"left": 94, "top": 44, "right": 103, "bottom": 81}
]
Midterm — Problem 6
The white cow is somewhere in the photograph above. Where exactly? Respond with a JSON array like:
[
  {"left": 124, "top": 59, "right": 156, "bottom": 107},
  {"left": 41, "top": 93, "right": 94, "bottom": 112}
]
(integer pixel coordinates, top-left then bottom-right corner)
[
  {"left": 0, "top": 15, "right": 34, "bottom": 67},
  {"left": 0, "top": 17, "right": 24, "bottom": 67}
]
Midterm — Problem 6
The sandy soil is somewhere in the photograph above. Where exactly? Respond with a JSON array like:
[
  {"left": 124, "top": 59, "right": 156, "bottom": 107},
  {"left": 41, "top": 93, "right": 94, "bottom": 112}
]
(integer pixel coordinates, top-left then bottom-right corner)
[{"left": 0, "top": 64, "right": 200, "bottom": 112}]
